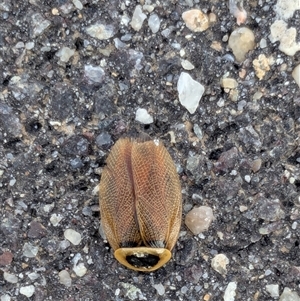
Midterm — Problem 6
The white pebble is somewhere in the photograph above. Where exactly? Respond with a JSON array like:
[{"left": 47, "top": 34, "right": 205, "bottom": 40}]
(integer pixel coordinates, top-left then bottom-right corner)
[
  {"left": 86, "top": 23, "right": 115, "bottom": 40},
  {"left": 1, "top": 294, "right": 11, "bottom": 301},
  {"left": 64, "top": 229, "right": 82, "bottom": 245},
  {"left": 9, "top": 178, "right": 16, "bottom": 186},
  {"left": 153, "top": 283, "right": 165, "bottom": 296},
  {"left": 72, "top": 0, "right": 83, "bottom": 10},
  {"left": 211, "top": 254, "right": 229, "bottom": 276},
  {"left": 266, "top": 284, "right": 279, "bottom": 298},
  {"left": 23, "top": 242, "right": 39, "bottom": 258},
  {"left": 181, "top": 59, "right": 195, "bottom": 70},
  {"left": 58, "top": 270, "right": 72, "bottom": 287},
  {"left": 292, "top": 64, "right": 300, "bottom": 88},
  {"left": 73, "top": 263, "right": 87, "bottom": 277},
  {"left": 130, "top": 5, "right": 147, "bottom": 31},
  {"left": 244, "top": 175, "right": 251, "bottom": 183},
  {"left": 3, "top": 272, "right": 18, "bottom": 284},
  {"left": 135, "top": 108, "right": 153, "bottom": 124},
  {"left": 279, "top": 287, "right": 300, "bottom": 301},
  {"left": 185, "top": 206, "right": 214, "bottom": 235},
  {"left": 84, "top": 65, "right": 105, "bottom": 84},
  {"left": 56, "top": 47, "right": 75, "bottom": 63},
  {"left": 148, "top": 14, "right": 160, "bottom": 33},
  {"left": 224, "top": 282, "right": 237, "bottom": 301},
  {"left": 50, "top": 213, "right": 63, "bottom": 226},
  {"left": 20, "top": 285, "right": 35, "bottom": 298},
  {"left": 177, "top": 72, "right": 205, "bottom": 114},
  {"left": 292, "top": 221, "right": 298, "bottom": 230}
]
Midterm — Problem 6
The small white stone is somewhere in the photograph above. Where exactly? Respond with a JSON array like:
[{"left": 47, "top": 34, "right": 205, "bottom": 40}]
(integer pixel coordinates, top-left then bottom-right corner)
[
  {"left": 50, "top": 213, "right": 63, "bottom": 226},
  {"left": 185, "top": 206, "right": 214, "bottom": 235},
  {"left": 153, "top": 283, "right": 165, "bottom": 296},
  {"left": 9, "top": 178, "right": 16, "bottom": 186},
  {"left": 292, "top": 64, "right": 300, "bottom": 88},
  {"left": 25, "top": 42, "right": 34, "bottom": 50},
  {"left": 177, "top": 72, "right": 205, "bottom": 114},
  {"left": 84, "top": 65, "right": 105, "bottom": 84},
  {"left": 228, "top": 27, "right": 255, "bottom": 62},
  {"left": 266, "top": 284, "right": 279, "bottom": 298},
  {"left": 224, "top": 282, "right": 237, "bottom": 301},
  {"left": 86, "top": 23, "right": 115, "bottom": 40},
  {"left": 4, "top": 272, "right": 18, "bottom": 284},
  {"left": 20, "top": 285, "right": 35, "bottom": 298},
  {"left": 59, "top": 270, "right": 72, "bottom": 287},
  {"left": 181, "top": 59, "right": 195, "bottom": 70},
  {"left": 130, "top": 5, "right": 147, "bottom": 31},
  {"left": 64, "top": 229, "right": 82, "bottom": 245},
  {"left": 56, "top": 47, "right": 75, "bottom": 63},
  {"left": 244, "top": 175, "right": 251, "bottom": 183},
  {"left": 73, "top": 263, "right": 87, "bottom": 277},
  {"left": 279, "top": 287, "right": 300, "bottom": 301},
  {"left": 148, "top": 14, "right": 160, "bottom": 33},
  {"left": 72, "top": 0, "right": 83, "bottom": 10},
  {"left": 1, "top": 294, "right": 11, "bottom": 301},
  {"left": 23, "top": 242, "right": 39, "bottom": 258},
  {"left": 275, "top": 0, "right": 300, "bottom": 20},
  {"left": 211, "top": 254, "right": 229, "bottom": 276},
  {"left": 135, "top": 108, "right": 153, "bottom": 124}
]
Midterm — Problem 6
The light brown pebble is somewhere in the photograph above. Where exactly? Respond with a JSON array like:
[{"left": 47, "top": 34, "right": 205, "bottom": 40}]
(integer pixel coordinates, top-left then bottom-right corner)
[{"left": 182, "top": 9, "right": 209, "bottom": 32}]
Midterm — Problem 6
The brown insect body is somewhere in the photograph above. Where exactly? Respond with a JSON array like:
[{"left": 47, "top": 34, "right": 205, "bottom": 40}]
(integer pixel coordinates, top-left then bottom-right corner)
[{"left": 99, "top": 138, "right": 182, "bottom": 272}]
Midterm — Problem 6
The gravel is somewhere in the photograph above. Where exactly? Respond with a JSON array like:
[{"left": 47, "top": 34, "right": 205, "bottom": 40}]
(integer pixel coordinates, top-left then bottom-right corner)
[{"left": 1, "top": 0, "right": 300, "bottom": 300}]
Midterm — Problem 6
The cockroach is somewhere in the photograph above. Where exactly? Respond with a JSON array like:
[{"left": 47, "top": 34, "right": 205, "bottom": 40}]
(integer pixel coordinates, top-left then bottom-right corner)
[{"left": 99, "top": 138, "right": 182, "bottom": 272}]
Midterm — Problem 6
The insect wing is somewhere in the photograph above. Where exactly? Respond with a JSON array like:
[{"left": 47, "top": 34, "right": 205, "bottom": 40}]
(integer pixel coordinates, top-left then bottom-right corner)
[
  {"left": 131, "top": 140, "right": 182, "bottom": 250},
  {"left": 99, "top": 139, "right": 141, "bottom": 250}
]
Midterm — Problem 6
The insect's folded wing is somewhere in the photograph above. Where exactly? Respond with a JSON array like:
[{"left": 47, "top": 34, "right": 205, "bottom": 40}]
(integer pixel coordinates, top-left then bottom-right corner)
[
  {"left": 99, "top": 139, "right": 141, "bottom": 250},
  {"left": 131, "top": 140, "right": 182, "bottom": 250}
]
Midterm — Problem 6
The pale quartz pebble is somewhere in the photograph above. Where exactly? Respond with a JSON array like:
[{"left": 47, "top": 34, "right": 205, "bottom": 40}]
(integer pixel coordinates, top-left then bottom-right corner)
[
  {"left": 181, "top": 59, "right": 195, "bottom": 70},
  {"left": 23, "top": 242, "right": 39, "bottom": 258},
  {"left": 269, "top": 20, "right": 300, "bottom": 56},
  {"left": 177, "top": 72, "right": 205, "bottom": 114},
  {"left": 279, "top": 287, "right": 300, "bottom": 301},
  {"left": 130, "top": 5, "right": 147, "bottom": 31},
  {"left": 20, "top": 285, "right": 35, "bottom": 298},
  {"left": 50, "top": 213, "right": 63, "bottom": 226},
  {"left": 73, "top": 263, "right": 87, "bottom": 277},
  {"left": 31, "top": 13, "right": 51, "bottom": 37},
  {"left": 26, "top": 42, "right": 35, "bottom": 50},
  {"left": 3, "top": 272, "right": 18, "bottom": 283},
  {"left": 148, "top": 14, "right": 160, "bottom": 33},
  {"left": 292, "top": 64, "right": 300, "bottom": 88},
  {"left": 84, "top": 65, "right": 105, "bottom": 84},
  {"left": 153, "top": 283, "right": 165, "bottom": 296},
  {"left": 224, "top": 282, "right": 237, "bottom": 301},
  {"left": 185, "top": 206, "right": 214, "bottom": 235},
  {"left": 56, "top": 47, "right": 75, "bottom": 63},
  {"left": 266, "top": 284, "right": 279, "bottom": 298},
  {"left": 135, "top": 108, "right": 153, "bottom": 124},
  {"left": 59, "top": 270, "right": 72, "bottom": 287},
  {"left": 72, "top": 0, "right": 83, "bottom": 10},
  {"left": 182, "top": 9, "right": 209, "bottom": 32},
  {"left": 275, "top": 0, "right": 300, "bottom": 20},
  {"left": 228, "top": 27, "right": 255, "bottom": 62},
  {"left": 64, "top": 229, "right": 82, "bottom": 245},
  {"left": 211, "top": 254, "right": 229, "bottom": 276},
  {"left": 86, "top": 23, "right": 115, "bottom": 40},
  {"left": 1, "top": 294, "right": 11, "bottom": 301},
  {"left": 229, "top": 0, "right": 247, "bottom": 25},
  {"left": 220, "top": 78, "right": 238, "bottom": 89}
]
